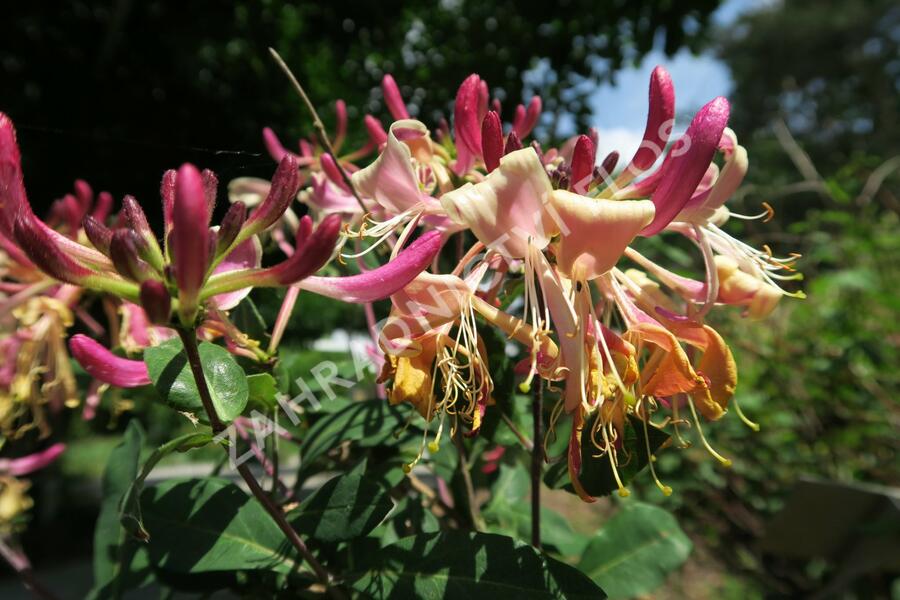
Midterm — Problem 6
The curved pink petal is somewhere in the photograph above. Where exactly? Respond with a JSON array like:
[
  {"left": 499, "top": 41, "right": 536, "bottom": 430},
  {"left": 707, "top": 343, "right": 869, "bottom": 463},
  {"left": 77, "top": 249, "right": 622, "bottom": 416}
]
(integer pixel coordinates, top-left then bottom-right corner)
[
  {"left": 298, "top": 230, "right": 443, "bottom": 303},
  {"left": 382, "top": 74, "right": 410, "bottom": 120},
  {"left": 641, "top": 96, "right": 730, "bottom": 236},
  {"left": 351, "top": 120, "right": 433, "bottom": 214},
  {"left": 0, "top": 443, "right": 66, "bottom": 476},
  {"left": 625, "top": 66, "right": 676, "bottom": 175},
  {"left": 211, "top": 235, "right": 263, "bottom": 309},
  {"left": 69, "top": 334, "right": 151, "bottom": 388}
]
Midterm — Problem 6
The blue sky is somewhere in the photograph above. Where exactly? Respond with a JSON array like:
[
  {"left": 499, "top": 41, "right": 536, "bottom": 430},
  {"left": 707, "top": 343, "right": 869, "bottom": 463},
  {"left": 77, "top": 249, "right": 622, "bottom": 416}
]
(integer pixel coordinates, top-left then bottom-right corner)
[{"left": 588, "top": 0, "right": 765, "bottom": 161}]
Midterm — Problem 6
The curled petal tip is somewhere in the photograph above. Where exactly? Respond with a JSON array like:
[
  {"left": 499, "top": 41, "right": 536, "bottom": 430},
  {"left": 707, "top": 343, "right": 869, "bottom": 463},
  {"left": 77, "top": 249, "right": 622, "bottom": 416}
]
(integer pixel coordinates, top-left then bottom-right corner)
[{"left": 69, "top": 334, "right": 151, "bottom": 388}]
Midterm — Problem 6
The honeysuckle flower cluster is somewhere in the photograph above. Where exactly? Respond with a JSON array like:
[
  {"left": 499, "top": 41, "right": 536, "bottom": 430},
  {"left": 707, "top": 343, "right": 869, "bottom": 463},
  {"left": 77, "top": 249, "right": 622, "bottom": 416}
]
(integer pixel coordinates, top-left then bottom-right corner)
[
  {"left": 264, "top": 67, "right": 803, "bottom": 498},
  {"left": 0, "top": 111, "right": 442, "bottom": 424}
]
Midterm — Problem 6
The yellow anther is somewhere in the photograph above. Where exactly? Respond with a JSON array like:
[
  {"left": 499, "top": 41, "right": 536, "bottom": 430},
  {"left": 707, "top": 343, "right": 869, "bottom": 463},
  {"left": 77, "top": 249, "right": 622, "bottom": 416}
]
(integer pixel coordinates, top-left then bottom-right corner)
[{"left": 427, "top": 441, "right": 440, "bottom": 454}]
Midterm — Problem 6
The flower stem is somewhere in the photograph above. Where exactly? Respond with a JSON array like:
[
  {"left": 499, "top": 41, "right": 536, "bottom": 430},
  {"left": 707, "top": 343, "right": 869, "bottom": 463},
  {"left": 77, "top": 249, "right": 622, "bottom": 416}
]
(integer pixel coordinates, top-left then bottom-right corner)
[
  {"left": 531, "top": 379, "right": 543, "bottom": 549},
  {"left": 175, "top": 328, "right": 343, "bottom": 598}
]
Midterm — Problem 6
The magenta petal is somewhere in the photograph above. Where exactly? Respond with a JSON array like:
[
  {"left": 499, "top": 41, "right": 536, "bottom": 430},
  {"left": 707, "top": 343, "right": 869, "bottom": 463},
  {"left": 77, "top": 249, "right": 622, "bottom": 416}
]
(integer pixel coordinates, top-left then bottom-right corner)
[
  {"left": 382, "top": 74, "right": 410, "bottom": 120},
  {"left": 211, "top": 235, "right": 262, "bottom": 309},
  {"left": 641, "top": 96, "right": 730, "bottom": 236},
  {"left": 626, "top": 66, "right": 676, "bottom": 174},
  {"left": 298, "top": 230, "right": 443, "bottom": 303},
  {"left": 69, "top": 334, "right": 151, "bottom": 388},
  {"left": 0, "top": 443, "right": 66, "bottom": 476},
  {"left": 454, "top": 74, "right": 483, "bottom": 158}
]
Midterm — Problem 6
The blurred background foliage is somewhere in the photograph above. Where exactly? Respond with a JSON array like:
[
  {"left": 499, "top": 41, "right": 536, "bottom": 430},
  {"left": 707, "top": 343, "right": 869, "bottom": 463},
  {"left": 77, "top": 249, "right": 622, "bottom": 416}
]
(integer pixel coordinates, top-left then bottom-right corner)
[{"left": 2, "top": 0, "right": 899, "bottom": 597}]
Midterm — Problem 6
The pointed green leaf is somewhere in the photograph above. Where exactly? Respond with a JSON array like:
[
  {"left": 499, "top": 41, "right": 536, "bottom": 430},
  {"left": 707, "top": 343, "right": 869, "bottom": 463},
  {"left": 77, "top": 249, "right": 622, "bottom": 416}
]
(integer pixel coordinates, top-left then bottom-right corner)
[
  {"left": 577, "top": 502, "right": 692, "bottom": 599},
  {"left": 140, "top": 478, "right": 301, "bottom": 575},
  {"left": 300, "top": 399, "right": 410, "bottom": 470},
  {"left": 290, "top": 459, "right": 394, "bottom": 542},
  {"left": 119, "top": 431, "right": 214, "bottom": 541},
  {"left": 88, "top": 421, "right": 152, "bottom": 600},
  {"left": 144, "top": 337, "right": 248, "bottom": 422},
  {"left": 346, "top": 531, "right": 606, "bottom": 599}
]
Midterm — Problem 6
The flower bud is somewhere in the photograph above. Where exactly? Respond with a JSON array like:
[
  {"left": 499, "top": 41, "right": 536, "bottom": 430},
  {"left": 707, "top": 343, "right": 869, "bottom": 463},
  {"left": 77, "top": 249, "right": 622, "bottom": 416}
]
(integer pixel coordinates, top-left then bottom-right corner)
[
  {"left": 504, "top": 130, "right": 522, "bottom": 155},
  {"left": 333, "top": 99, "right": 348, "bottom": 152},
  {"left": 268, "top": 214, "right": 341, "bottom": 285},
  {"left": 139, "top": 279, "right": 172, "bottom": 325},
  {"left": 92, "top": 191, "right": 114, "bottom": 222},
  {"left": 122, "top": 195, "right": 152, "bottom": 239},
  {"left": 382, "top": 74, "right": 410, "bottom": 120},
  {"left": 73, "top": 179, "right": 93, "bottom": 213},
  {"left": 83, "top": 215, "right": 113, "bottom": 255},
  {"left": 201, "top": 169, "right": 218, "bottom": 215},
  {"left": 364, "top": 115, "right": 388, "bottom": 146},
  {"left": 642, "top": 96, "right": 729, "bottom": 236},
  {"left": 161, "top": 169, "right": 177, "bottom": 233},
  {"left": 480, "top": 111, "right": 503, "bottom": 172},
  {"left": 570, "top": 134, "right": 596, "bottom": 194},
  {"left": 13, "top": 211, "right": 92, "bottom": 284},
  {"left": 171, "top": 163, "right": 210, "bottom": 320},
  {"left": 242, "top": 155, "right": 300, "bottom": 239},
  {"left": 319, "top": 153, "right": 350, "bottom": 192},
  {"left": 627, "top": 66, "right": 675, "bottom": 174},
  {"left": 216, "top": 201, "right": 247, "bottom": 255},
  {"left": 69, "top": 334, "right": 151, "bottom": 388},
  {"left": 110, "top": 229, "right": 152, "bottom": 282},
  {"left": 598, "top": 151, "right": 619, "bottom": 180}
]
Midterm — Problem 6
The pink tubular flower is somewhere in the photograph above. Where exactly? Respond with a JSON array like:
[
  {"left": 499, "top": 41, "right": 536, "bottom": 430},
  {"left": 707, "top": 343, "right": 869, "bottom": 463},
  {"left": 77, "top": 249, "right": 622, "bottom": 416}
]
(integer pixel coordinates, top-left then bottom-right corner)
[
  {"left": 641, "top": 96, "right": 730, "bottom": 236},
  {"left": 453, "top": 74, "right": 485, "bottom": 175},
  {"left": 511, "top": 96, "right": 542, "bottom": 139},
  {"left": 480, "top": 111, "right": 503, "bottom": 172},
  {"left": 382, "top": 74, "right": 410, "bottom": 120},
  {"left": 171, "top": 164, "right": 210, "bottom": 320},
  {"left": 69, "top": 334, "right": 151, "bottom": 388},
  {"left": 0, "top": 444, "right": 66, "bottom": 477},
  {"left": 624, "top": 66, "right": 675, "bottom": 176},
  {"left": 298, "top": 230, "right": 444, "bottom": 303},
  {"left": 239, "top": 155, "right": 301, "bottom": 242},
  {"left": 569, "top": 134, "right": 596, "bottom": 194}
]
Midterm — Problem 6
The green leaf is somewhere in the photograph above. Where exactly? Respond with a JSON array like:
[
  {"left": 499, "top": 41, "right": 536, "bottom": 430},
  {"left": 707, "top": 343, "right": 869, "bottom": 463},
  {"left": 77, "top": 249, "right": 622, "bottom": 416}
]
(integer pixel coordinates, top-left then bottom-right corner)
[
  {"left": 290, "top": 459, "right": 394, "bottom": 542},
  {"left": 546, "top": 415, "right": 669, "bottom": 498},
  {"left": 119, "top": 431, "right": 214, "bottom": 541},
  {"left": 577, "top": 502, "right": 692, "bottom": 599},
  {"left": 144, "top": 337, "right": 249, "bottom": 423},
  {"left": 300, "top": 399, "right": 411, "bottom": 470},
  {"left": 140, "top": 478, "right": 301, "bottom": 575},
  {"left": 88, "top": 421, "right": 152, "bottom": 600},
  {"left": 346, "top": 531, "right": 606, "bottom": 599},
  {"left": 483, "top": 465, "right": 590, "bottom": 558},
  {"left": 246, "top": 373, "right": 279, "bottom": 411},
  {"left": 230, "top": 296, "right": 267, "bottom": 341}
]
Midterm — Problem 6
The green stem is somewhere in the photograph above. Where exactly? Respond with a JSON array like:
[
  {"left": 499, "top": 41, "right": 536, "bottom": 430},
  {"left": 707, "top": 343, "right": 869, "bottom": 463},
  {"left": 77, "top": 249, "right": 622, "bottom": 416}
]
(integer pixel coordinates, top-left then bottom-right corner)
[
  {"left": 175, "top": 328, "right": 344, "bottom": 598},
  {"left": 531, "top": 380, "right": 543, "bottom": 549}
]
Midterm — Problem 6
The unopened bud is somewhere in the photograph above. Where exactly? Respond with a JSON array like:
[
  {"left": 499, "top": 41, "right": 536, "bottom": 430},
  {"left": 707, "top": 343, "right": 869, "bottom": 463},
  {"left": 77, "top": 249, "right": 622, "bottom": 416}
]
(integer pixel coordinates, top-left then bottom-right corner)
[
  {"left": 503, "top": 130, "right": 522, "bottom": 155},
  {"left": 480, "top": 111, "right": 503, "bottom": 172},
  {"left": 110, "top": 230, "right": 152, "bottom": 282},
  {"left": 83, "top": 215, "right": 113, "bottom": 255},
  {"left": 13, "top": 212, "right": 92, "bottom": 284},
  {"left": 216, "top": 202, "right": 247, "bottom": 255}
]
